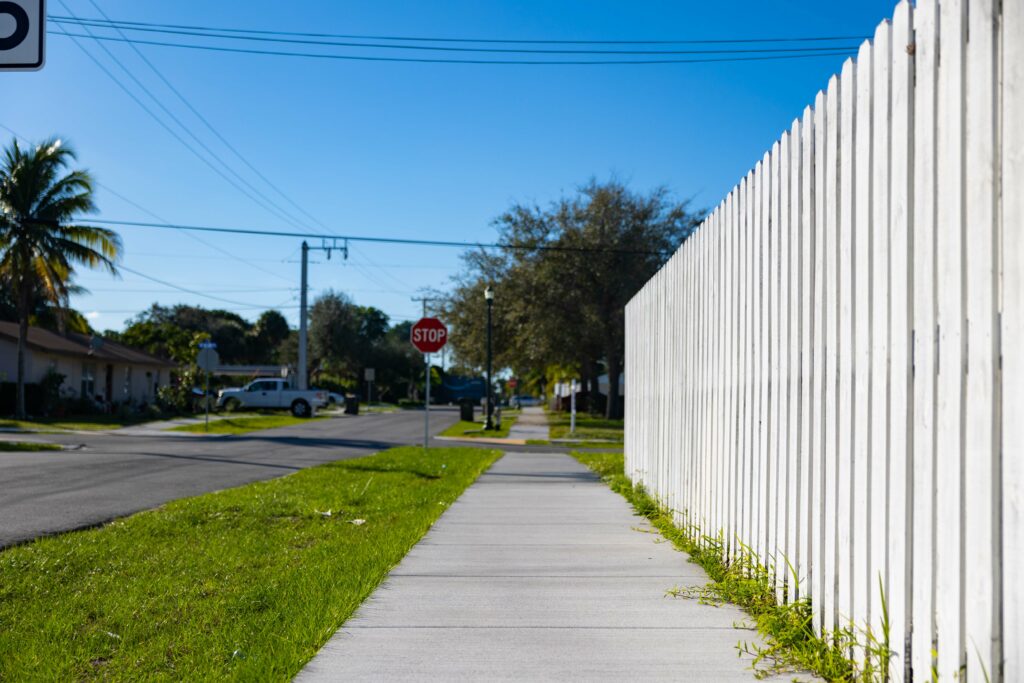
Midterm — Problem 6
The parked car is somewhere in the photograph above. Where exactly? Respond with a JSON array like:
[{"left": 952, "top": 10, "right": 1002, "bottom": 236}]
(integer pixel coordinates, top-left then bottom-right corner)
[
  {"left": 323, "top": 391, "right": 345, "bottom": 407},
  {"left": 216, "top": 379, "right": 328, "bottom": 417},
  {"left": 511, "top": 395, "right": 543, "bottom": 408}
]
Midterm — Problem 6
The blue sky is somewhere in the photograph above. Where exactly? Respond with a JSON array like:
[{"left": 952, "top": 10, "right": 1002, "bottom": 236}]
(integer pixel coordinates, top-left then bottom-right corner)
[{"left": 2, "top": 0, "right": 896, "bottom": 332}]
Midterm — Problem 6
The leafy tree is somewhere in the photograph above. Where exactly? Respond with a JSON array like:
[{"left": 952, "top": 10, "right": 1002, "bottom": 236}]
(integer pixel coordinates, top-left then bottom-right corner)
[
  {"left": 0, "top": 285, "right": 92, "bottom": 334},
  {"left": 108, "top": 313, "right": 197, "bottom": 365},
  {"left": 309, "top": 291, "right": 357, "bottom": 376},
  {"left": 368, "top": 320, "right": 423, "bottom": 402},
  {"left": 308, "top": 290, "right": 390, "bottom": 384},
  {"left": 0, "top": 137, "right": 120, "bottom": 417},
  {"left": 250, "top": 309, "right": 290, "bottom": 362},
  {"left": 114, "top": 304, "right": 293, "bottom": 365},
  {"left": 445, "top": 179, "right": 701, "bottom": 418}
]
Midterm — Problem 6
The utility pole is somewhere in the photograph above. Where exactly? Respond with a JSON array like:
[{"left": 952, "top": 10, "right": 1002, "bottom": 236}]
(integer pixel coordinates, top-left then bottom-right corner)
[
  {"left": 298, "top": 239, "right": 349, "bottom": 391},
  {"left": 298, "top": 241, "right": 309, "bottom": 390}
]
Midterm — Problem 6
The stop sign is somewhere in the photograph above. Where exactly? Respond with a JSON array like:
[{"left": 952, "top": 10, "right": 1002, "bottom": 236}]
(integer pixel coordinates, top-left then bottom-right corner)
[{"left": 410, "top": 317, "right": 448, "bottom": 353}]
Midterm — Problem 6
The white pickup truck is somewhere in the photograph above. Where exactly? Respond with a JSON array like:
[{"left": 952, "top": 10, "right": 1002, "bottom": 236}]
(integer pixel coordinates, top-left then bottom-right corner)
[{"left": 216, "top": 379, "right": 328, "bottom": 417}]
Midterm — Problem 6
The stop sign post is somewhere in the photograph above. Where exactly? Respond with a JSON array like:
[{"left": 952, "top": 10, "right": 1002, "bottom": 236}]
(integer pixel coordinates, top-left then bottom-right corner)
[
  {"left": 411, "top": 318, "right": 448, "bottom": 448},
  {"left": 197, "top": 341, "right": 219, "bottom": 431}
]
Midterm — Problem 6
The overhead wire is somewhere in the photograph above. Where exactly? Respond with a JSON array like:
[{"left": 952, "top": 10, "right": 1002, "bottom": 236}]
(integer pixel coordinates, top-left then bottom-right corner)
[
  {"left": 48, "top": 32, "right": 856, "bottom": 65},
  {"left": 76, "top": 0, "right": 336, "bottom": 236},
  {"left": 348, "top": 246, "right": 418, "bottom": 292},
  {"left": 0, "top": 122, "right": 296, "bottom": 285},
  {"left": 48, "top": 17, "right": 862, "bottom": 56},
  {"left": 116, "top": 264, "right": 285, "bottom": 308},
  {"left": 79, "top": 217, "right": 673, "bottom": 256},
  {"left": 47, "top": 15, "right": 868, "bottom": 46},
  {"left": 54, "top": 2, "right": 313, "bottom": 234}
]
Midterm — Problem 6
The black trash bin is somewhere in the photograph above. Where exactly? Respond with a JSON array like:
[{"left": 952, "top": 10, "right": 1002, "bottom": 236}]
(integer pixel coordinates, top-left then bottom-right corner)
[
  {"left": 459, "top": 399, "right": 475, "bottom": 422},
  {"left": 345, "top": 396, "right": 360, "bottom": 415}
]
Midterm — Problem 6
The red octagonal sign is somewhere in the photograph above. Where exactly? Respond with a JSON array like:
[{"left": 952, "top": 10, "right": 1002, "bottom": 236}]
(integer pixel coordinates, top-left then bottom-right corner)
[{"left": 410, "top": 317, "right": 448, "bottom": 353}]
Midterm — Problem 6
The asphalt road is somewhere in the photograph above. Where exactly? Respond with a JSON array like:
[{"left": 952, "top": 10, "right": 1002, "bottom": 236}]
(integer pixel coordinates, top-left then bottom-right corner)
[{"left": 0, "top": 408, "right": 462, "bottom": 548}]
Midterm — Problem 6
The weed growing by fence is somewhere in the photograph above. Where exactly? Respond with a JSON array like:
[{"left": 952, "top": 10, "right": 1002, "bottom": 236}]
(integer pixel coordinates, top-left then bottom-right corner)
[{"left": 572, "top": 450, "right": 893, "bottom": 681}]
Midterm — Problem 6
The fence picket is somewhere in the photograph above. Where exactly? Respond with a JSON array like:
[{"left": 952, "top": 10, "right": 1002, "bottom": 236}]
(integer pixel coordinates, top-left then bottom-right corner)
[
  {"left": 934, "top": 0, "right": 967, "bottom": 677},
  {"left": 910, "top": 2, "right": 938, "bottom": 679},
  {"left": 888, "top": 4, "right": 914, "bottom": 677},
  {"left": 1000, "top": 0, "right": 1023, "bottom": 678},
  {"left": 787, "top": 117, "right": 802, "bottom": 605},
  {"left": 963, "top": 0, "right": 1000, "bottom": 679},
  {"left": 837, "top": 56, "right": 857, "bottom": 637},
  {"left": 852, "top": 38, "right": 874, "bottom": 645},
  {"left": 869, "top": 19, "right": 892, "bottom": 648},
  {"left": 811, "top": 89, "right": 827, "bottom": 631},
  {"left": 823, "top": 74, "right": 841, "bottom": 636}
]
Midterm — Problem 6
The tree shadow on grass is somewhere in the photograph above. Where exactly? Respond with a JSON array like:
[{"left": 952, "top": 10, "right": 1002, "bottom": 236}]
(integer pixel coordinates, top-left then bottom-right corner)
[{"left": 338, "top": 463, "right": 442, "bottom": 480}]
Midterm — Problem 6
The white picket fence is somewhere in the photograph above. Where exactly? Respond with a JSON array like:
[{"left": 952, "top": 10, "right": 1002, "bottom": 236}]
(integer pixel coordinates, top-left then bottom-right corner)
[{"left": 624, "top": 0, "right": 1021, "bottom": 680}]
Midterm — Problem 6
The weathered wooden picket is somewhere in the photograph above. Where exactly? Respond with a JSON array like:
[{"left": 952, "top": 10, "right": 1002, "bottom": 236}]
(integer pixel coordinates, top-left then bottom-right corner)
[{"left": 624, "top": 1, "right": 1021, "bottom": 679}]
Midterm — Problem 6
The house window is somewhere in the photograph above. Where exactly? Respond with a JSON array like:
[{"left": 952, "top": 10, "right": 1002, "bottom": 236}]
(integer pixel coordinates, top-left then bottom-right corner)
[
  {"left": 81, "top": 363, "right": 96, "bottom": 398},
  {"left": 124, "top": 367, "right": 132, "bottom": 398},
  {"left": 153, "top": 370, "right": 160, "bottom": 395}
]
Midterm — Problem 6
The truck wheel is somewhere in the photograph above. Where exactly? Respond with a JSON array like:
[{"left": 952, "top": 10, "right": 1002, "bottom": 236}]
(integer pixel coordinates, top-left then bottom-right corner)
[
  {"left": 291, "top": 400, "right": 311, "bottom": 418},
  {"left": 223, "top": 398, "right": 241, "bottom": 413}
]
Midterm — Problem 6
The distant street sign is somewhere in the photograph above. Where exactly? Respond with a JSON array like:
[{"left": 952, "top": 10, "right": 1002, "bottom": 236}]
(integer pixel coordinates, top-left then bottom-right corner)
[
  {"left": 198, "top": 341, "right": 217, "bottom": 349},
  {"left": 410, "top": 317, "right": 448, "bottom": 354},
  {"left": 197, "top": 348, "right": 220, "bottom": 372},
  {"left": 0, "top": 0, "right": 44, "bottom": 71},
  {"left": 364, "top": 368, "right": 375, "bottom": 381},
  {"left": 508, "top": 378, "right": 519, "bottom": 389}
]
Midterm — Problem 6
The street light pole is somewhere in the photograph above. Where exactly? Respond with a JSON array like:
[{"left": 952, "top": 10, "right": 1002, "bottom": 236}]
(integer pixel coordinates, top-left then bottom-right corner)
[{"left": 485, "top": 286, "right": 494, "bottom": 430}]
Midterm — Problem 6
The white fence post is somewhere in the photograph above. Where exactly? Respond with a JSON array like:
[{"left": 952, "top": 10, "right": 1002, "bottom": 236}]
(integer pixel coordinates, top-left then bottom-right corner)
[{"left": 1001, "top": 0, "right": 1024, "bottom": 679}]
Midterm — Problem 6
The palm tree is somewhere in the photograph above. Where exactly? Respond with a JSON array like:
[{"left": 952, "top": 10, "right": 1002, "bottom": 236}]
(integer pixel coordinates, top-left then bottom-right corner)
[{"left": 0, "top": 137, "right": 121, "bottom": 418}]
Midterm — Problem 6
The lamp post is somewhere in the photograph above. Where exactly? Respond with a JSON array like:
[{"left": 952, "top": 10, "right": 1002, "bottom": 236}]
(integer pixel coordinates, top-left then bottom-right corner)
[{"left": 484, "top": 286, "right": 494, "bottom": 430}]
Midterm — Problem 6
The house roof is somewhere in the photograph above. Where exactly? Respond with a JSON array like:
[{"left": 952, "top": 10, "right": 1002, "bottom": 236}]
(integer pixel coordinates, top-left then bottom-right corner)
[{"left": 0, "top": 321, "right": 176, "bottom": 368}]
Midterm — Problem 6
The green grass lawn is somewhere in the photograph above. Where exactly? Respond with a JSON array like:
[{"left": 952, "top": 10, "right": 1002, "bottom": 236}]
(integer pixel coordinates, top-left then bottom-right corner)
[
  {"left": 0, "top": 441, "right": 63, "bottom": 452},
  {"left": 0, "top": 416, "right": 157, "bottom": 432},
  {"left": 544, "top": 410, "right": 624, "bottom": 444},
  {"left": 439, "top": 410, "right": 518, "bottom": 439},
  {"left": 169, "top": 414, "right": 327, "bottom": 434},
  {"left": 0, "top": 446, "right": 500, "bottom": 680}
]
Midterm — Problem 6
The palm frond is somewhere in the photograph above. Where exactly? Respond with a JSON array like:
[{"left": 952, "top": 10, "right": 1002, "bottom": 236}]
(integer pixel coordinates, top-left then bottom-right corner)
[{"left": 0, "top": 136, "right": 119, "bottom": 319}]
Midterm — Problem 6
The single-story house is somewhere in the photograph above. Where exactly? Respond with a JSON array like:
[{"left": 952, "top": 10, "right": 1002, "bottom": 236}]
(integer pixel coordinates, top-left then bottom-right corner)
[{"left": 0, "top": 321, "right": 176, "bottom": 405}]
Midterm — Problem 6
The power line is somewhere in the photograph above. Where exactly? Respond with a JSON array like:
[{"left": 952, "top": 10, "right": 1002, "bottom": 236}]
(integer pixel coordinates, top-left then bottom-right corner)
[
  {"left": 47, "top": 15, "right": 868, "bottom": 46},
  {"left": 94, "top": 178, "right": 297, "bottom": 285},
  {"left": 0, "top": 121, "right": 296, "bottom": 286},
  {"left": 348, "top": 246, "right": 415, "bottom": 293},
  {"left": 53, "top": 3, "right": 312, "bottom": 234},
  {"left": 75, "top": 1, "right": 335, "bottom": 237},
  {"left": 49, "top": 18, "right": 862, "bottom": 55},
  {"left": 49, "top": 32, "right": 856, "bottom": 65},
  {"left": 93, "top": 304, "right": 421, "bottom": 322},
  {"left": 84, "top": 287, "right": 297, "bottom": 293},
  {"left": 79, "top": 217, "right": 672, "bottom": 255},
  {"left": 116, "top": 264, "right": 284, "bottom": 308}
]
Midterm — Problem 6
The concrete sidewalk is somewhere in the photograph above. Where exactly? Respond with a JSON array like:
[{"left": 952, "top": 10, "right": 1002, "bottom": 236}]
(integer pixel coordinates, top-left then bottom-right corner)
[
  {"left": 298, "top": 452, "right": 778, "bottom": 682},
  {"left": 505, "top": 404, "right": 550, "bottom": 442}
]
